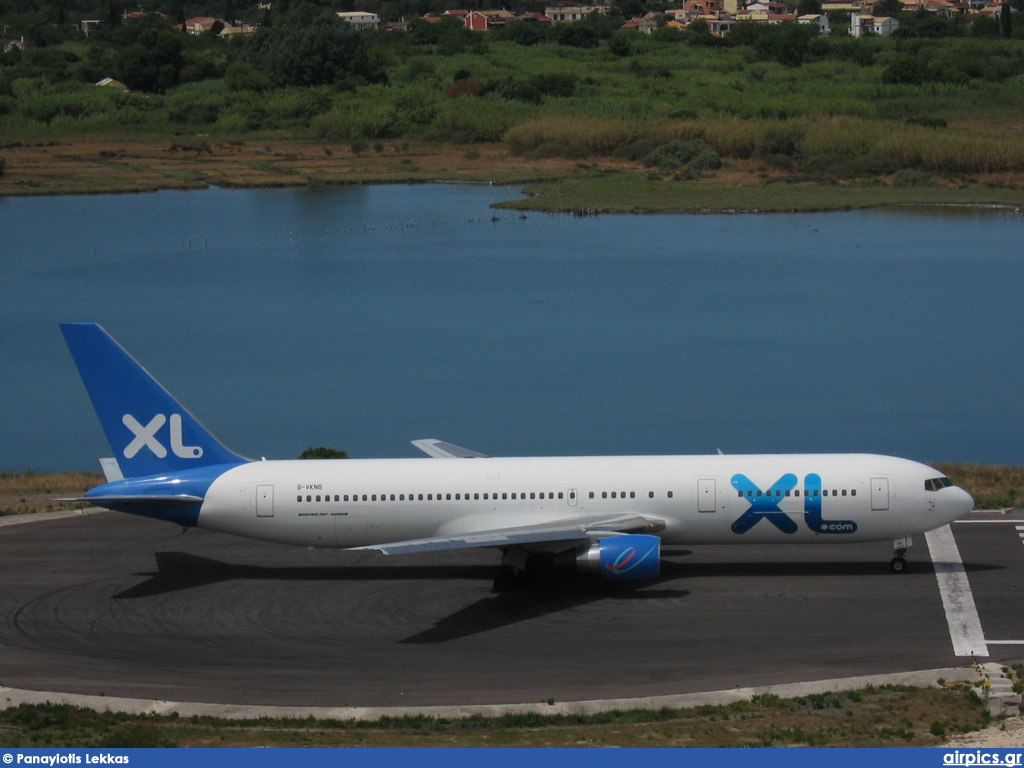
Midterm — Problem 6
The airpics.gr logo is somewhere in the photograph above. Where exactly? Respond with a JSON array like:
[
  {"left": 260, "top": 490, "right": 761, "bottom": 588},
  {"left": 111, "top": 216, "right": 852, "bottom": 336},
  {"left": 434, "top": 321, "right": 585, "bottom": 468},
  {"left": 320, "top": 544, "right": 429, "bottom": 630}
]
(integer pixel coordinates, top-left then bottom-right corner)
[
  {"left": 122, "top": 413, "right": 203, "bottom": 460},
  {"left": 730, "top": 472, "right": 857, "bottom": 535}
]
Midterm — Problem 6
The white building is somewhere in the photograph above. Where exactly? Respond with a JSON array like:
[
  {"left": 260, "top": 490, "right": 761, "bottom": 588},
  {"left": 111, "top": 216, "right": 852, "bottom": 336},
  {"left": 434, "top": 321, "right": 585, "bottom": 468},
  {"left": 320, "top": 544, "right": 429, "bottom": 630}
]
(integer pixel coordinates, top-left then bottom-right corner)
[
  {"left": 336, "top": 11, "right": 380, "bottom": 29},
  {"left": 850, "top": 13, "right": 900, "bottom": 35},
  {"left": 798, "top": 12, "right": 831, "bottom": 33},
  {"left": 544, "top": 4, "right": 610, "bottom": 22}
]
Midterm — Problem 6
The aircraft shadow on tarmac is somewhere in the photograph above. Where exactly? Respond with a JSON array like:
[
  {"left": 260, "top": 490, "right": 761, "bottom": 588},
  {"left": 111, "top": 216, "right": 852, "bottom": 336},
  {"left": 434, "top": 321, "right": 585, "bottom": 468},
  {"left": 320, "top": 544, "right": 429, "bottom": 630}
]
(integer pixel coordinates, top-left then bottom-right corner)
[
  {"left": 114, "top": 550, "right": 1002, "bottom": 643},
  {"left": 113, "top": 552, "right": 691, "bottom": 643},
  {"left": 115, "top": 551, "right": 498, "bottom": 599}
]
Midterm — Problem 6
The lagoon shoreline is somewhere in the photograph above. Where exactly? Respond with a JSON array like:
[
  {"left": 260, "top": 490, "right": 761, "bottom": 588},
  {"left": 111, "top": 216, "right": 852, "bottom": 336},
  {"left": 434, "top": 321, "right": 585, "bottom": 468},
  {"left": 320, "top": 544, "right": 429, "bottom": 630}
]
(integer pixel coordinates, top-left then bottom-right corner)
[{"left": 3, "top": 136, "right": 1024, "bottom": 214}]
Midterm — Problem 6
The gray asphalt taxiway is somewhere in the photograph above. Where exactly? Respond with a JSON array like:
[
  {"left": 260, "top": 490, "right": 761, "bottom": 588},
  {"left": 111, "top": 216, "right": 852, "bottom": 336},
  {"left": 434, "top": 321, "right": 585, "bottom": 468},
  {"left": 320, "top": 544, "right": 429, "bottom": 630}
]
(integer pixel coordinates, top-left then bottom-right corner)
[{"left": 1, "top": 509, "right": 1022, "bottom": 708}]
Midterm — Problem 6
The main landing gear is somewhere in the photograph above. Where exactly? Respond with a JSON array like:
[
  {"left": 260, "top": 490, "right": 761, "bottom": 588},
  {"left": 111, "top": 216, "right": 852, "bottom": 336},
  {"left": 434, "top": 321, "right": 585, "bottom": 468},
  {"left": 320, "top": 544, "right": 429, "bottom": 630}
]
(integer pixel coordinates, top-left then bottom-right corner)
[{"left": 890, "top": 536, "right": 913, "bottom": 574}]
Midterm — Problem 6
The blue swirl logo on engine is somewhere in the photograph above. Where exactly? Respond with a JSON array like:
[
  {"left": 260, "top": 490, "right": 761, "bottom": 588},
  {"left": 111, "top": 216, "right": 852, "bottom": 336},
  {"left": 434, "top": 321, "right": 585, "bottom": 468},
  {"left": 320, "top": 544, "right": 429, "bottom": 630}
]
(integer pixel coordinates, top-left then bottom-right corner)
[{"left": 599, "top": 534, "right": 661, "bottom": 580}]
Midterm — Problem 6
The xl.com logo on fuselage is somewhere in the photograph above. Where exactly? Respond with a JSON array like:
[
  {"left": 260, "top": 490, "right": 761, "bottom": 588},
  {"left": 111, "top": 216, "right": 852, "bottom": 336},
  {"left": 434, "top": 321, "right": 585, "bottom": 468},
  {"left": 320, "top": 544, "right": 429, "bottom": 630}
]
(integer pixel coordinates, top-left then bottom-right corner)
[{"left": 730, "top": 473, "right": 858, "bottom": 535}]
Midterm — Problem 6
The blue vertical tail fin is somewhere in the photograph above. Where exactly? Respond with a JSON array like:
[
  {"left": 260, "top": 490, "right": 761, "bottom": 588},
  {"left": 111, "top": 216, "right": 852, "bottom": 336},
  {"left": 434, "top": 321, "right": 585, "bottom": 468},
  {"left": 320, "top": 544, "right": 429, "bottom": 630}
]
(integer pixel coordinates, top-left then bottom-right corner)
[{"left": 61, "top": 323, "right": 248, "bottom": 478}]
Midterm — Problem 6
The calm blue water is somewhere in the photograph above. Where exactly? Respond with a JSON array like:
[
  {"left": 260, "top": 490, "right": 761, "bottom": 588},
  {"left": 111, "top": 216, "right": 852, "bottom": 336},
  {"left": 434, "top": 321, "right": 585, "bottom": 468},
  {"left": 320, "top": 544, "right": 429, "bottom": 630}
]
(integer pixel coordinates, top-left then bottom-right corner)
[{"left": 2, "top": 184, "right": 1022, "bottom": 472}]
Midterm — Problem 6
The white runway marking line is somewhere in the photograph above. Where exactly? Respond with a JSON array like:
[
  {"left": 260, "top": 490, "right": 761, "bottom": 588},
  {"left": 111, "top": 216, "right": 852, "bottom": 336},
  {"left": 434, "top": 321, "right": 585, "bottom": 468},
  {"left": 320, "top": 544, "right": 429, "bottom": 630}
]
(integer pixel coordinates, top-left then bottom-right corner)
[{"left": 925, "top": 525, "right": 989, "bottom": 658}]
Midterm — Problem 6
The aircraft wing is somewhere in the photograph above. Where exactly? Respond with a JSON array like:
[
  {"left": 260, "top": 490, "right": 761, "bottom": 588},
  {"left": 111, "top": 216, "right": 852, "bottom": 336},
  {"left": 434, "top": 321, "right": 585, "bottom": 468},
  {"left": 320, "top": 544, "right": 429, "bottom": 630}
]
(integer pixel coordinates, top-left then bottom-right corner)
[
  {"left": 349, "top": 513, "right": 665, "bottom": 555},
  {"left": 411, "top": 438, "right": 490, "bottom": 459}
]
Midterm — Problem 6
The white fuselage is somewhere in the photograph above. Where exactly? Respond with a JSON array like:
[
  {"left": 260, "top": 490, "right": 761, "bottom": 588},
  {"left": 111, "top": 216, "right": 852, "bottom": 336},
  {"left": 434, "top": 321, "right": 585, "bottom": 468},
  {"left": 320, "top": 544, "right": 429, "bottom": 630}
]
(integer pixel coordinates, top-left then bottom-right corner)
[{"left": 197, "top": 453, "right": 972, "bottom": 551}]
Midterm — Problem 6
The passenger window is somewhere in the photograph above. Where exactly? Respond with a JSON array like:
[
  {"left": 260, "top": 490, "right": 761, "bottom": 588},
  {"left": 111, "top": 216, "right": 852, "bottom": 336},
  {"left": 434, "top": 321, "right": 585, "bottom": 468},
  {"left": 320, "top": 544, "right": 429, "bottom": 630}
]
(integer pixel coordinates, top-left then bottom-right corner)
[
  {"left": 667, "top": 491, "right": 673, "bottom": 498},
  {"left": 297, "top": 496, "right": 302, "bottom": 502},
  {"left": 649, "top": 491, "right": 654, "bottom": 499},
  {"left": 630, "top": 491, "right": 635, "bottom": 498},
  {"left": 589, "top": 492, "right": 595, "bottom": 499},
  {"left": 602, "top": 492, "right": 608, "bottom": 499}
]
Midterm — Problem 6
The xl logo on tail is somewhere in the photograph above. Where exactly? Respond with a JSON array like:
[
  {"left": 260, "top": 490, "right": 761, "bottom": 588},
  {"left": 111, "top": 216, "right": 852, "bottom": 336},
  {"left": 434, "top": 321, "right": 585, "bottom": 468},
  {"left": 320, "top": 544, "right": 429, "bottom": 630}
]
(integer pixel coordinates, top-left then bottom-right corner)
[{"left": 122, "top": 413, "right": 203, "bottom": 459}]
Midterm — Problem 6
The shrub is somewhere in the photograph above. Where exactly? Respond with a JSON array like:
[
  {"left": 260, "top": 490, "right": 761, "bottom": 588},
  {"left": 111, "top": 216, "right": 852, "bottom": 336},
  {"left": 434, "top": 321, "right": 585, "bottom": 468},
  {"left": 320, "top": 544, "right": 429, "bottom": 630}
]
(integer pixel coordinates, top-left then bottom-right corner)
[
  {"left": 299, "top": 446, "right": 349, "bottom": 459},
  {"left": 762, "top": 153, "right": 795, "bottom": 171},
  {"left": 643, "top": 139, "right": 719, "bottom": 171},
  {"left": 904, "top": 116, "right": 947, "bottom": 128},
  {"left": 754, "top": 124, "right": 803, "bottom": 158},
  {"left": 689, "top": 147, "right": 724, "bottom": 171},
  {"left": 524, "top": 142, "right": 591, "bottom": 159},
  {"left": 892, "top": 168, "right": 938, "bottom": 186},
  {"left": 445, "top": 78, "right": 484, "bottom": 99},
  {"left": 311, "top": 110, "right": 348, "bottom": 141}
]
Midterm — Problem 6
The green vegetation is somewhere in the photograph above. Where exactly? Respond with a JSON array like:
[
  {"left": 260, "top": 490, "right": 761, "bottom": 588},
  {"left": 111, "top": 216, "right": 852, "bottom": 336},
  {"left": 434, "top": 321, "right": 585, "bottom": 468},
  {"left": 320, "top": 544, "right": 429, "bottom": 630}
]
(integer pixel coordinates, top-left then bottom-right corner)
[
  {"left": 933, "top": 463, "right": 1024, "bottom": 509},
  {"left": 0, "top": 684, "right": 995, "bottom": 747},
  {"left": 0, "top": 470, "right": 100, "bottom": 515},
  {"left": 299, "top": 446, "right": 350, "bottom": 459},
  {"left": 3, "top": 9, "right": 1024, "bottom": 205}
]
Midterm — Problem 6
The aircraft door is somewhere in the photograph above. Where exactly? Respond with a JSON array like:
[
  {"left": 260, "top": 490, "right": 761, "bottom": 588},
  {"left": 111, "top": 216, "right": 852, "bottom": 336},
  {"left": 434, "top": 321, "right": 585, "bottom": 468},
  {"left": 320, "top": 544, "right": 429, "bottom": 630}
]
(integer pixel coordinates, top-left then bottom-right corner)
[
  {"left": 568, "top": 489, "right": 578, "bottom": 507},
  {"left": 256, "top": 485, "right": 274, "bottom": 517},
  {"left": 871, "top": 478, "right": 889, "bottom": 511},
  {"left": 698, "top": 479, "right": 716, "bottom": 513}
]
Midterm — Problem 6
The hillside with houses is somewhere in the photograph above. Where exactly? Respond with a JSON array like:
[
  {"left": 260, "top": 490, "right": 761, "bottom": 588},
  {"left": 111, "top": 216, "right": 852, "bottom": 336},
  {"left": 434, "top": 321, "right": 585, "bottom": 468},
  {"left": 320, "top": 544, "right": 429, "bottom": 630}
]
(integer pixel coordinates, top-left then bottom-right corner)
[{"left": 1, "top": 0, "right": 1023, "bottom": 201}]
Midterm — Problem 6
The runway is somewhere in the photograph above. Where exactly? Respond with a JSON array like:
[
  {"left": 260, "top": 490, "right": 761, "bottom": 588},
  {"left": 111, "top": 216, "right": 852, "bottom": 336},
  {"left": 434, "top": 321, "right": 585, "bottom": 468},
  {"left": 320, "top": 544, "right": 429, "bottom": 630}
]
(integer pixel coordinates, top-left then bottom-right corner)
[{"left": 2, "top": 510, "right": 1023, "bottom": 708}]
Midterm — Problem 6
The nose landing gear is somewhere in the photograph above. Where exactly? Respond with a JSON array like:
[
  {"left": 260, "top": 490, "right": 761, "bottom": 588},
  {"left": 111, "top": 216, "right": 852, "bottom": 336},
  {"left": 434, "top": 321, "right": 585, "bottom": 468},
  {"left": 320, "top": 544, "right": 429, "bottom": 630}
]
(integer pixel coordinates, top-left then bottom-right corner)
[{"left": 890, "top": 536, "right": 912, "bottom": 574}]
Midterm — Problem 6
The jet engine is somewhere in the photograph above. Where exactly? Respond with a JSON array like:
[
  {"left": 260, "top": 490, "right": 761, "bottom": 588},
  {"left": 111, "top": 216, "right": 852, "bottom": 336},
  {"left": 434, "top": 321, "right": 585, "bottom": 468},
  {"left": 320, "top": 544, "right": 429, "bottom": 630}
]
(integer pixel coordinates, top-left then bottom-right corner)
[{"left": 564, "top": 534, "right": 661, "bottom": 581}]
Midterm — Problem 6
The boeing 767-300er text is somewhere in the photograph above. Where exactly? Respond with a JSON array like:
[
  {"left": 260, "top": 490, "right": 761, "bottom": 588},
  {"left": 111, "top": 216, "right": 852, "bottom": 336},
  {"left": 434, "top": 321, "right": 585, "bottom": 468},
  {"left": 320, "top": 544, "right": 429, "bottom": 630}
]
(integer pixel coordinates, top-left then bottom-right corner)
[{"left": 60, "top": 323, "right": 974, "bottom": 589}]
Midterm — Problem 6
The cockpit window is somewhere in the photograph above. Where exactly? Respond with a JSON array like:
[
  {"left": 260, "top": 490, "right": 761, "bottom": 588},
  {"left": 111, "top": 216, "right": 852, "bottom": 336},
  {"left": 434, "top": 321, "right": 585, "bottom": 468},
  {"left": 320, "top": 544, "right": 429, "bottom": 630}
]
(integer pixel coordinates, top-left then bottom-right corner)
[{"left": 924, "top": 477, "right": 954, "bottom": 492}]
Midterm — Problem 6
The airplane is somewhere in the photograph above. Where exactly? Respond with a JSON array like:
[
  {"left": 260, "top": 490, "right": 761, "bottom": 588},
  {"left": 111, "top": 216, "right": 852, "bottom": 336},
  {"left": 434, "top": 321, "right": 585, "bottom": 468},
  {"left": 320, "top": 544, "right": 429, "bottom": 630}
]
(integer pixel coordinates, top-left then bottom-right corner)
[{"left": 60, "top": 322, "right": 975, "bottom": 590}]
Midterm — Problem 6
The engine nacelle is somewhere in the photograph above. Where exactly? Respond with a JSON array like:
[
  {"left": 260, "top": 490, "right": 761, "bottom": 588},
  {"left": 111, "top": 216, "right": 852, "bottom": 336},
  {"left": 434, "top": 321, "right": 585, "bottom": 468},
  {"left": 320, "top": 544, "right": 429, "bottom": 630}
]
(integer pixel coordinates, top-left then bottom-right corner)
[{"left": 572, "top": 534, "right": 661, "bottom": 581}]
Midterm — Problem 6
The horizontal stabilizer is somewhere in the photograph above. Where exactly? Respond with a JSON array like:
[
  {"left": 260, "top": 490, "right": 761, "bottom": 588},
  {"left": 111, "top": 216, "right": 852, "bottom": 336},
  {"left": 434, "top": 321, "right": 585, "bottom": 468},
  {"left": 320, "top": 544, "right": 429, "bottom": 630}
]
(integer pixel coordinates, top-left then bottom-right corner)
[
  {"left": 58, "top": 494, "right": 205, "bottom": 505},
  {"left": 411, "top": 439, "right": 490, "bottom": 459},
  {"left": 99, "top": 457, "right": 124, "bottom": 483}
]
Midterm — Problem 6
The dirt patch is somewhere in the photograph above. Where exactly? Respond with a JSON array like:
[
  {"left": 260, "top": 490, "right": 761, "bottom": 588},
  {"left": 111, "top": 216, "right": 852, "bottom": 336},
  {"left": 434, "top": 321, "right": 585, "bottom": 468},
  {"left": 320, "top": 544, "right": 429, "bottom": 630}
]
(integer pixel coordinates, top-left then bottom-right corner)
[{"left": 0, "top": 138, "right": 635, "bottom": 197}]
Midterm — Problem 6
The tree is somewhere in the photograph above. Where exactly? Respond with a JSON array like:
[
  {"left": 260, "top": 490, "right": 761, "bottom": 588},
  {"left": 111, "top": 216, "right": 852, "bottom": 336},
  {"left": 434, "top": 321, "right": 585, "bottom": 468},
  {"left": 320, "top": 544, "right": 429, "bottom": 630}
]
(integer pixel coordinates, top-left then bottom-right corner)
[
  {"left": 299, "top": 447, "right": 349, "bottom": 459},
  {"left": 797, "top": 0, "right": 823, "bottom": 15},
  {"left": 1000, "top": 1, "right": 1012, "bottom": 37},
  {"left": 245, "top": 17, "right": 384, "bottom": 87},
  {"left": 501, "top": 19, "right": 547, "bottom": 45},
  {"left": 874, "top": 0, "right": 903, "bottom": 15},
  {"left": 224, "top": 60, "right": 273, "bottom": 91},
  {"left": 115, "top": 29, "right": 184, "bottom": 92},
  {"left": 772, "top": 22, "right": 812, "bottom": 66}
]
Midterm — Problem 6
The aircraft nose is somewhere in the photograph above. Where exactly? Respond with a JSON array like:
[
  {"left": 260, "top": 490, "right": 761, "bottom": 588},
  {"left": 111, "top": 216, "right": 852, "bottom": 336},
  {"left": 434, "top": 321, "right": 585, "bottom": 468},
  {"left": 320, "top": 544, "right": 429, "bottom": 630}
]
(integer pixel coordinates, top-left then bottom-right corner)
[{"left": 956, "top": 487, "right": 975, "bottom": 517}]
